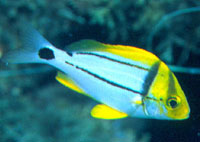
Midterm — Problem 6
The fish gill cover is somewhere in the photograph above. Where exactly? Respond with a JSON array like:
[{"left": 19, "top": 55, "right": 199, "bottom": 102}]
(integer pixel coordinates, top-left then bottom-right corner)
[{"left": 0, "top": 0, "right": 200, "bottom": 142}]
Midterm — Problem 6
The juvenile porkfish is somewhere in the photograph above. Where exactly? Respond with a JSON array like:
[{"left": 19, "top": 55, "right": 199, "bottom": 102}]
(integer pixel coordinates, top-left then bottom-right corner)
[{"left": 2, "top": 25, "right": 190, "bottom": 120}]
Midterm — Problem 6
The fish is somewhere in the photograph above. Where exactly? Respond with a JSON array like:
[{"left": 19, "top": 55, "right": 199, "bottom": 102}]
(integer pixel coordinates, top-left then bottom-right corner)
[{"left": 1, "top": 24, "right": 190, "bottom": 120}]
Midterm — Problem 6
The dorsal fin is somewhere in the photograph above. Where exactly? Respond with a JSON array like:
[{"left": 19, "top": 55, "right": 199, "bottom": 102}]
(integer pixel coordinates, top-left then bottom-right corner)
[
  {"left": 56, "top": 71, "right": 87, "bottom": 95},
  {"left": 65, "top": 39, "right": 106, "bottom": 52},
  {"left": 91, "top": 104, "right": 128, "bottom": 119},
  {"left": 65, "top": 39, "right": 159, "bottom": 66}
]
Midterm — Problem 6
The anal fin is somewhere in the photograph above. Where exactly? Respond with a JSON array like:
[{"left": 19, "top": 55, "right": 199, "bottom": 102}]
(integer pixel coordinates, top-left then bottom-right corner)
[
  {"left": 91, "top": 104, "right": 128, "bottom": 119},
  {"left": 56, "top": 71, "right": 86, "bottom": 95}
]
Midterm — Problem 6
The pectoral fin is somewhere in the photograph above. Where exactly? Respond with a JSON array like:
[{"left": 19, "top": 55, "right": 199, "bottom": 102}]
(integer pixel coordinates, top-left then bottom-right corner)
[
  {"left": 91, "top": 104, "right": 128, "bottom": 119},
  {"left": 56, "top": 71, "right": 87, "bottom": 95}
]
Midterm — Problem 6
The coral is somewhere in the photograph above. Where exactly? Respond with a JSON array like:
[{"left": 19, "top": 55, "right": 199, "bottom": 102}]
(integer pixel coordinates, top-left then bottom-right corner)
[{"left": 147, "top": 5, "right": 200, "bottom": 66}]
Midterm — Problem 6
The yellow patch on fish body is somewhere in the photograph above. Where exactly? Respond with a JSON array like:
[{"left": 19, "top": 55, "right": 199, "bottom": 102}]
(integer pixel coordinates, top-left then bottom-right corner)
[
  {"left": 147, "top": 62, "right": 190, "bottom": 120},
  {"left": 67, "top": 40, "right": 159, "bottom": 67},
  {"left": 103, "top": 44, "right": 159, "bottom": 67}
]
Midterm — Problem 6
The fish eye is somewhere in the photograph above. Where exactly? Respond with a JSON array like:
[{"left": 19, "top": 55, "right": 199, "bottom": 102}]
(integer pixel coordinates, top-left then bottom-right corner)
[{"left": 167, "top": 96, "right": 180, "bottom": 109}]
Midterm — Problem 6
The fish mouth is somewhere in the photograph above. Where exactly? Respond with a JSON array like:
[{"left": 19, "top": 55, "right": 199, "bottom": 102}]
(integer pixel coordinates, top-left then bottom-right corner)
[
  {"left": 174, "top": 113, "right": 190, "bottom": 120},
  {"left": 178, "top": 106, "right": 190, "bottom": 120},
  {"left": 169, "top": 107, "right": 190, "bottom": 120}
]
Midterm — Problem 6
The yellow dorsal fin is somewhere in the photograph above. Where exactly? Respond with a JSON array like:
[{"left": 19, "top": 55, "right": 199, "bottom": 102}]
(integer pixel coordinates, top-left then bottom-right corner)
[
  {"left": 56, "top": 71, "right": 86, "bottom": 95},
  {"left": 65, "top": 39, "right": 106, "bottom": 52},
  {"left": 91, "top": 104, "right": 128, "bottom": 119},
  {"left": 66, "top": 39, "right": 159, "bottom": 66}
]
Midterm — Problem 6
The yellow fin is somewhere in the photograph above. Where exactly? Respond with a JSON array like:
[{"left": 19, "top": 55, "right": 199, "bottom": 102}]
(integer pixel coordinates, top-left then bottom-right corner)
[
  {"left": 91, "top": 104, "right": 128, "bottom": 119},
  {"left": 66, "top": 39, "right": 159, "bottom": 67},
  {"left": 65, "top": 39, "right": 106, "bottom": 52},
  {"left": 56, "top": 71, "right": 86, "bottom": 94}
]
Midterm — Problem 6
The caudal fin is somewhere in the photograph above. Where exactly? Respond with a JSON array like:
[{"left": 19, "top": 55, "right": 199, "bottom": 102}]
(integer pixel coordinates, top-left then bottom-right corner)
[{"left": 2, "top": 22, "right": 55, "bottom": 64}]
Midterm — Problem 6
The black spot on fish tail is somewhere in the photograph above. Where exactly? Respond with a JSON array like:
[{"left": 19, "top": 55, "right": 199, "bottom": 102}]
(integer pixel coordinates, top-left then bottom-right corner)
[{"left": 38, "top": 48, "right": 55, "bottom": 60}]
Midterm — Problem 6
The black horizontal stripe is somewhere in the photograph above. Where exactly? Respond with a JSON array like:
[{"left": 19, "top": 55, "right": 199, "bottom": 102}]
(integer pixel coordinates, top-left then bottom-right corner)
[
  {"left": 65, "top": 61, "right": 74, "bottom": 66},
  {"left": 65, "top": 61, "right": 142, "bottom": 95},
  {"left": 76, "top": 52, "right": 149, "bottom": 71}
]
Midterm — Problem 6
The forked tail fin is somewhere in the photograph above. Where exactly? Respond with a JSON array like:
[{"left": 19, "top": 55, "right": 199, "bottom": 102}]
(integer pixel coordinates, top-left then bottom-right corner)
[{"left": 1, "top": 22, "right": 55, "bottom": 64}]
